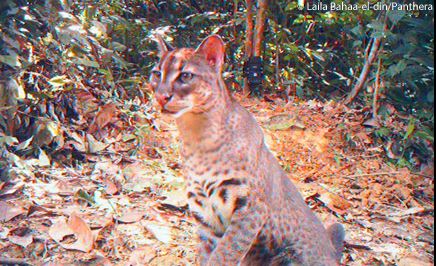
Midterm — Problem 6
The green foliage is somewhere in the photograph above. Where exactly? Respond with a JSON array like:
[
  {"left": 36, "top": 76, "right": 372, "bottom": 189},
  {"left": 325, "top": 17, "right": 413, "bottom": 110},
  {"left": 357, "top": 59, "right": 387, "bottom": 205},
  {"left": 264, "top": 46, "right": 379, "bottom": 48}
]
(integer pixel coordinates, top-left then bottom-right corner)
[
  {"left": 262, "top": 0, "right": 434, "bottom": 170},
  {"left": 0, "top": 0, "right": 156, "bottom": 165},
  {"left": 0, "top": 0, "right": 433, "bottom": 170},
  {"left": 0, "top": 0, "right": 151, "bottom": 95}
]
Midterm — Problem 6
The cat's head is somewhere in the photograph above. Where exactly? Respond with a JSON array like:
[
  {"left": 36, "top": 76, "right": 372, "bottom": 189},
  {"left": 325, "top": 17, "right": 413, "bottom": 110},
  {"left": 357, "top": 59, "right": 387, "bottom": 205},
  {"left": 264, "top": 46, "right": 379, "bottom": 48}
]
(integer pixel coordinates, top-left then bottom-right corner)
[{"left": 150, "top": 35, "right": 226, "bottom": 117}]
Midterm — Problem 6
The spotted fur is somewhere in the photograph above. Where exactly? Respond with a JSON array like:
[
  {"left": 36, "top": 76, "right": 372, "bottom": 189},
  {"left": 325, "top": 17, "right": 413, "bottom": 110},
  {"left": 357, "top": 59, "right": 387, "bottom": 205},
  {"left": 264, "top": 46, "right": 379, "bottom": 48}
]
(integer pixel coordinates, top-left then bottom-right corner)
[{"left": 150, "top": 35, "right": 344, "bottom": 266}]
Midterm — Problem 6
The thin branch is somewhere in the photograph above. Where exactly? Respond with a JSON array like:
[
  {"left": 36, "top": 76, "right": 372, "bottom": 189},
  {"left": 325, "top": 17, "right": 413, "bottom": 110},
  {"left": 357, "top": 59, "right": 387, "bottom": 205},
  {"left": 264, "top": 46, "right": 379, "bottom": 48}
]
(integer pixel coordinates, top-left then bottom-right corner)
[
  {"left": 344, "top": 242, "right": 372, "bottom": 251},
  {"left": 410, "top": 172, "right": 434, "bottom": 179},
  {"left": 364, "top": 38, "right": 374, "bottom": 61},
  {"left": 372, "top": 57, "right": 382, "bottom": 118},
  {"left": 341, "top": 172, "right": 400, "bottom": 179},
  {"left": 275, "top": 32, "right": 280, "bottom": 88}
]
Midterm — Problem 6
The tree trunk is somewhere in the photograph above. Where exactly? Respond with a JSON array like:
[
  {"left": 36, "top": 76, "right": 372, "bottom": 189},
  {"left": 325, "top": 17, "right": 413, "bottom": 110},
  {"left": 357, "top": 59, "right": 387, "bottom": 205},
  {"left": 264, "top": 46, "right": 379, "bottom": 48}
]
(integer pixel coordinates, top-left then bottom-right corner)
[
  {"left": 343, "top": 36, "right": 382, "bottom": 105},
  {"left": 243, "top": 0, "right": 254, "bottom": 95},
  {"left": 243, "top": 0, "right": 268, "bottom": 95},
  {"left": 253, "top": 0, "right": 268, "bottom": 57},
  {"left": 344, "top": 13, "right": 388, "bottom": 105}
]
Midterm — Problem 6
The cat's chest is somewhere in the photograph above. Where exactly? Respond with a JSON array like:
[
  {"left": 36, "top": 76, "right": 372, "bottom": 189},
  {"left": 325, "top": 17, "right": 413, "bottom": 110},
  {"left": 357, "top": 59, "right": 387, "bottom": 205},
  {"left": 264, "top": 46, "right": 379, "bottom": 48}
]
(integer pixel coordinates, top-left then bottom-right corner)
[{"left": 184, "top": 167, "right": 249, "bottom": 235}]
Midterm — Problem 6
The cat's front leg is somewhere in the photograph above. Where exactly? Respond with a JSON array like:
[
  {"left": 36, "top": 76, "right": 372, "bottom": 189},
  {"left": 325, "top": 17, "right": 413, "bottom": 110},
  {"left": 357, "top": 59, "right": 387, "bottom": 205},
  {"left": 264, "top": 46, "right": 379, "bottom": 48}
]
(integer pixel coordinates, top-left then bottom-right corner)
[
  {"left": 206, "top": 202, "right": 267, "bottom": 266},
  {"left": 197, "top": 229, "right": 218, "bottom": 265}
]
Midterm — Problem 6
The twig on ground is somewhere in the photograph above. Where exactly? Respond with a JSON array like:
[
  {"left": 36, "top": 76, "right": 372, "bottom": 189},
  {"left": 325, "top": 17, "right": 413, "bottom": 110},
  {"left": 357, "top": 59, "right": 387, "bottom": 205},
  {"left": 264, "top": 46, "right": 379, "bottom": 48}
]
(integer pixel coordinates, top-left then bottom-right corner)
[
  {"left": 344, "top": 242, "right": 372, "bottom": 251},
  {"left": 340, "top": 171, "right": 433, "bottom": 180}
]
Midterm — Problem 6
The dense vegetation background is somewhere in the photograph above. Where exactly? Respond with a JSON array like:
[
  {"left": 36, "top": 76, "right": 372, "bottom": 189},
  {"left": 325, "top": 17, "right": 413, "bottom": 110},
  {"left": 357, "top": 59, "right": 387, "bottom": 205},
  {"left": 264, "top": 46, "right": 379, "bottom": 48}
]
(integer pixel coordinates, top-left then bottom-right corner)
[
  {"left": 0, "top": 0, "right": 433, "bottom": 171},
  {"left": 0, "top": 0, "right": 434, "bottom": 265}
]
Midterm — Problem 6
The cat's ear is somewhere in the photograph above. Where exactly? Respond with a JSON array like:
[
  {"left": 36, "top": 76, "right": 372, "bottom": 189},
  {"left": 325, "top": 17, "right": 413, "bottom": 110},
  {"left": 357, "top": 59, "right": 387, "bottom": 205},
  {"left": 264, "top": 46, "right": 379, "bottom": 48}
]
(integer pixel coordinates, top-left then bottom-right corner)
[
  {"left": 155, "top": 35, "right": 174, "bottom": 57},
  {"left": 195, "top": 35, "right": 225, "bottom": 71}
]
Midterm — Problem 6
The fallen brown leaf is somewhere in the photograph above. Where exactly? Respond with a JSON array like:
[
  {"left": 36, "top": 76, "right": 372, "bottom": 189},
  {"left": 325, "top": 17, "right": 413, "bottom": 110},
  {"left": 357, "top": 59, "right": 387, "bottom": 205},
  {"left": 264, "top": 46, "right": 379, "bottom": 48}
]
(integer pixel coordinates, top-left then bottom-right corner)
[
  {"left": 0, "top": 201, "right": 26, "bottom": 222},
  {"left": 160, "top": 189, "right": 187, "bottom": 208},
  {"left": 88, "top": 103, "right": 118, "bottom": 134},
  {"left": 127, "top": 246, "right": 157, "bottom": 266},
  {"left": 318, "top": 191, "right": 351, "bottom": 215},
  {"left": 104, "top": 180, "right": 119, "bottom": 195},
  {"left": 389, "top": 206, "right": 431, "bottom": 217},
  {"left": 8, "top": 234, "right": 33, "bottom": 248},
  {"left": 398, "top": 256, "right": 433, "bottom": 266},
  {"left": 115, "top": 210, "right": 145, "bottom": 224},
  {"left": 86, "top": 133, "right": 110, "bottom": 154},
  {"left": 49, "top": 212, "right": 94, "bottom": 252},
  {"left": 144, "top": 222, "right": 173, "bottom": 244}
]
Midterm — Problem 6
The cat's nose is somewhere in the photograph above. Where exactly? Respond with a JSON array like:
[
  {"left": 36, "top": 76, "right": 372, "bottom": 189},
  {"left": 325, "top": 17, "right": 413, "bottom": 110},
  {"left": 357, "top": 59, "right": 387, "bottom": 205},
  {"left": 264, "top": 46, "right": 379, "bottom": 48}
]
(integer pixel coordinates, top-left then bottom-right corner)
[{"left": 156, "top": 93, "right": 173, "bottom": 106}]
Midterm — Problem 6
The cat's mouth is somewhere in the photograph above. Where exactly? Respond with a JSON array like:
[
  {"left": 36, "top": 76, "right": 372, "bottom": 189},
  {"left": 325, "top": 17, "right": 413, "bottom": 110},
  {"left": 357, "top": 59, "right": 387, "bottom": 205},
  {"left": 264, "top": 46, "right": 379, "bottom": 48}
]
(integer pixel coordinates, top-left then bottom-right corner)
[
  {"left": 161, "top": 105, "right": 193, "bottom": 118},
  {"left": 161, "top": 108, "right": 178, "bottom": 115},
  {"left": 159, "top": 96, "right": 194, "bottom": 117}
]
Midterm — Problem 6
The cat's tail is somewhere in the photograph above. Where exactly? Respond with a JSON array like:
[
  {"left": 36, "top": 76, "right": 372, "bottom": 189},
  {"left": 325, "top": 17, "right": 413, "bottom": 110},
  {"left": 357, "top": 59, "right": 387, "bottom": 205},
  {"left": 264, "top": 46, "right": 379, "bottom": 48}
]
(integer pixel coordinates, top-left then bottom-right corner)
[{"left": 327, "top": 223, "right": 345, "bottom": 263}]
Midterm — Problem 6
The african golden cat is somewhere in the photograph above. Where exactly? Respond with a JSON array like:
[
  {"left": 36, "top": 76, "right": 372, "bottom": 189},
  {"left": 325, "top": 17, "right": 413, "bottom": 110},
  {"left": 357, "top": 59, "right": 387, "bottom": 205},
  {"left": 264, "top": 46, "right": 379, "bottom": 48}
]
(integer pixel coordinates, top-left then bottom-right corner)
[{"left": 149, "top": 35, "right": 345, "bottom": 266}]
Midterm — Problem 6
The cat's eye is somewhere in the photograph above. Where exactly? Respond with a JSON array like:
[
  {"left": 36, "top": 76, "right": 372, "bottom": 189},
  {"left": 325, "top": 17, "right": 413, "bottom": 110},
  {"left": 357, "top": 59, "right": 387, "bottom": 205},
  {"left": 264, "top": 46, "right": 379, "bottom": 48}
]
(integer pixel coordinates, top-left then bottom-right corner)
[
  {"left": 151, "top": 70, "right": 161, "bottom": 78},
  {"left": 179, "top": 72, "right": 194, "bottom": 83}
]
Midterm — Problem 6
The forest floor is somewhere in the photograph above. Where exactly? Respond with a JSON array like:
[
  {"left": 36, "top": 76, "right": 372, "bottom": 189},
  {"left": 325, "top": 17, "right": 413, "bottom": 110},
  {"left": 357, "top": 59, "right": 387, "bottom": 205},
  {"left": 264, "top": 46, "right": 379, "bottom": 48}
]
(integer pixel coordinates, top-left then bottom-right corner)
[{"left": 0, "top": 93, "right": 434, "bottom": 266}]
